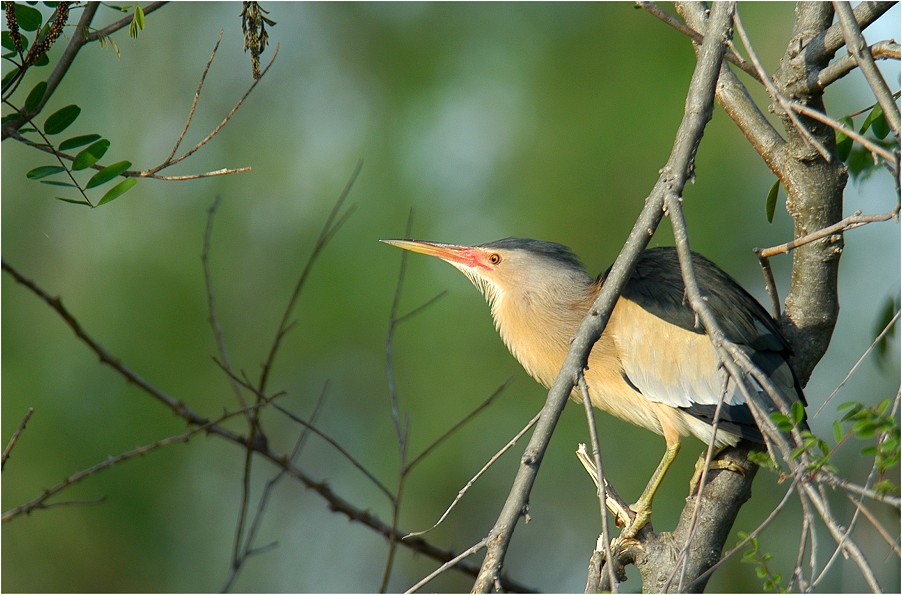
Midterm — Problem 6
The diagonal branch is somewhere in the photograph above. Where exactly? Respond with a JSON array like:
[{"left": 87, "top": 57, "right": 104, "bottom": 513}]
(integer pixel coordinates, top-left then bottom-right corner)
[{"left": 471, "top": 3, "right": 735, "bottom": 591}]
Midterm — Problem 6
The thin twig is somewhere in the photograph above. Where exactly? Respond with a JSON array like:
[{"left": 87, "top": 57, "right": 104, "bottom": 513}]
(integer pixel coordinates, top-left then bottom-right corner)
[
  {"left": 221, "top": 383, "right": 331, "bottom": 592},
  {"left": 636, "top": 1, "right": 761, "bottom": 81},
  {"left": 164, "top": 30, "right": 224, "bottom": 166},
  {"left": 788, "top": 101, "right": 898, "bottom": 168},
  {"left": 2, "top": 405, "right": 264, "bottom": 522},
  {"left": 758, "top": 208, "right": 899, "bottom": 260},
  {"left": 576, "top": 373, "right": 619, "bottom": 593},
  {"left": 405, "top": 412, "right": 541, "bottom": 539},
  {"left": 84, "top": 2, "right": 168, "bottom": 42},
  {"left": 754, "top": 247, "right": 782, "bottom": 319},
  {"left": 687, "top": 481, "right": 799, "bottom": 590},
  {"left": 815, "top": 309, "right": 900, "bottom": 418},
  {"left": 273, "top": 403, "right": 395, "bottom": 501},
  {"left": 2, "top": 408, "right": 34, "bottom": 471},
  {"left": 405, "top": 539, "right": 488, "bottom": 594},
  {"left": 816, "top": 40, "right": 901, "bottom": 90},
  {"left": 203, "top": 196, "right": 249, "bottom": 411},
  {"left": 257, "top": 160, "right": 361, "bottom": 393},
  {"left": 380, "top": 209, "right": 416, "bottom": 592},
  {"left": 407, "top": 379, "right": 511, "bottom": 471},
  {"left": 142, "top": 44, "right": 281, "bottom": 176},
  {"left": 732, "top": 7, "right": 831, "bottom": 161},
  {"left": 832, "top": 1, "right": 901, "bottom": 135}
]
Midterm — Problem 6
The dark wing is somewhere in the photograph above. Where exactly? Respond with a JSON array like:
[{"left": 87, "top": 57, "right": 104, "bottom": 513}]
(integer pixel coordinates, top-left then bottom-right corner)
[{"left": 601, "top": 247, "right": 806, "bottom": 443}]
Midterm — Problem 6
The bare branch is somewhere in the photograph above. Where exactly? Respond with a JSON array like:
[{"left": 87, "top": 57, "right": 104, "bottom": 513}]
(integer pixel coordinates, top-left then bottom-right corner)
[
  {"left": 257, "top": 160, "right": 361, "bottom": 393},
  {"left": 758, "top": 208, "right": 899, "bottom": 260},
  {"left": 788, "top": 100, "right": 898, "bottom": 167},
  {"left": 273, "top": 402, "right": 395, "bottom": 501},
  {"left": 203, "top": 196, "right": 249, "bottom": 411},
  {"left": 2, "top": 407, "right": 34, "bottom": 471},
  {"left": 817, "top": 40, "right": 901, "bottom": 90},
  {"left": 577, "top": 373, "right": 620, "bottom": 593},
  {"left": 405, "top": 540, "right": 488, "bottom": 594},
  {"left": 406, "top": 412, "right": 540, "bottom": 540},
  {"left": 832, "top": 1, "right": 902, "bottom": 134},
  {"left": 636, "top": 2, "right": 762, "bottom": 81},
  {"left": 732, "top": 8, "right": 831, "bottom": 161}
]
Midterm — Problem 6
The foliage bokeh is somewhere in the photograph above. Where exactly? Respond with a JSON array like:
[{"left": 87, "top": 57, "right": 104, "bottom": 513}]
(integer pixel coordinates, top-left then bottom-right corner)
[{"left": 2, "top": 3, "right": 899, "bottom": 592}]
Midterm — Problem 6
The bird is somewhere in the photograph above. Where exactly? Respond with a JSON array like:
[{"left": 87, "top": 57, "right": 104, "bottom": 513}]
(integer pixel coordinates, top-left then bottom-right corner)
[{"left": 381, "top": 237, "right": 806, "bottom": 539}]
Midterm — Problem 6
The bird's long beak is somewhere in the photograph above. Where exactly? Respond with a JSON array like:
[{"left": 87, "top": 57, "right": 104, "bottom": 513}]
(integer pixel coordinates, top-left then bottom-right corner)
[{"left": 380, "top": 239, "right": 473, "bottom": 266}]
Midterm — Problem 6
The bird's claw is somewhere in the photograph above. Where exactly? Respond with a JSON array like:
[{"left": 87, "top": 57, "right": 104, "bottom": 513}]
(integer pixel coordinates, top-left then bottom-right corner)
[
  {"left": 619, "top": 504, "right": 652, "bottom": 540},
  {"left": 688, "top": 456, "right": 749, "bottom": 495}
]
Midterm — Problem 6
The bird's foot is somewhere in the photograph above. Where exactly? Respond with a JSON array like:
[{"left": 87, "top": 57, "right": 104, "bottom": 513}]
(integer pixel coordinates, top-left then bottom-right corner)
[
  {"left": 688, "top": 455, "right": 749, "bottom": 495},
  {"left": 619, "top": 503, "right": 652, "bottom": 540}
]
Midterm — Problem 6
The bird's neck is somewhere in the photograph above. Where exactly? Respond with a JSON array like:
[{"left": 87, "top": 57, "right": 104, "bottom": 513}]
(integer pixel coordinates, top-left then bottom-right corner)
[{"left": 489, "top": 278, "right": 599, "bottom": 388}]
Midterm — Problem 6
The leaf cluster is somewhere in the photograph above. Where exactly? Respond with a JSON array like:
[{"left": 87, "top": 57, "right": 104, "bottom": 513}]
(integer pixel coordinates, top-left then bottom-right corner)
[
  {"left": 2, "top": 2, "right": 144, "bottom": 206},
  {"left": 737, "top": 532, "right": 790, "bottom": 593}
]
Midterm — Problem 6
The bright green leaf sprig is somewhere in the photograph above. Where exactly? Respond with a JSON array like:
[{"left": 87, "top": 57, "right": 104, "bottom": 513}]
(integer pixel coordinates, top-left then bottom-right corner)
[
  {"left": 767, "top": 397, "right": 900, "bottom": 494},
  {"left": 738, "top": 532, "right": 790, "bottom": 593},
  {"left": 838, "top": 399, "right": 900, "bottom": 493},
  {"left": 21, "top": 98, "right": 138, "bottom": 206}
]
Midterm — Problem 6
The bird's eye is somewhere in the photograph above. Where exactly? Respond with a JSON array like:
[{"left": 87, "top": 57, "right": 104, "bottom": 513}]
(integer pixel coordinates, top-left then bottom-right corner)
[{"left": 489, "top": 253, "right": 502, "bottom": 265}]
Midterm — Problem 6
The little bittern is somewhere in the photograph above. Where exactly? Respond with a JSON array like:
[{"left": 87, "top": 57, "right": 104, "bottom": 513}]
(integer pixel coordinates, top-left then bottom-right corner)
[{"left": 382, "top": 237, "right": 805, "bottom": 538}]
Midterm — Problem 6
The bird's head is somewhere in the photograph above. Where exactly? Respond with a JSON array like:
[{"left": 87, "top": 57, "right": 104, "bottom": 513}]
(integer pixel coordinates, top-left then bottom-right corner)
[{"left": 381, "top": 237, "right": 593, "bottom": 312}]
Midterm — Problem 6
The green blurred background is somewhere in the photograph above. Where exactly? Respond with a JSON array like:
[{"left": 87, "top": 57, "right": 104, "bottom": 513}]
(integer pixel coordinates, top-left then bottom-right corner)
[{"left": 2, "top": 3, "right": 899, "bottom": 592}]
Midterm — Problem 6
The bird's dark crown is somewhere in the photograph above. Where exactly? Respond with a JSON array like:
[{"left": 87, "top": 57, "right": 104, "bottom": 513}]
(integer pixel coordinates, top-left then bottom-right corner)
[{"left": 479, "top": 237, "right": 585, "bottom": 272}]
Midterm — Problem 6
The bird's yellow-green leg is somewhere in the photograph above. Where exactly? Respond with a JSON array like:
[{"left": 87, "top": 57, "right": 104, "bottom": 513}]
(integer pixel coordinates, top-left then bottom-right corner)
[{"left": 621, "top": 442, "right": 681, "bottom": 539}]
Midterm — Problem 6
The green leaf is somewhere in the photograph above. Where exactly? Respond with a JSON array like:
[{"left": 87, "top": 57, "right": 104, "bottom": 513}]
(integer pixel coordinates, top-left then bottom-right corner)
[
  {"left": 2, "top": 66, "right": 20, "bottom": 88},
  {"left": 1, "top": 30, "right": 26, "bottom": 52},
  {"left": 71, "top": 139, "right": 110, "bottom": 171},
  {"left": 26, "top": 165, "right": 65, "bottom": 179},
  {"left": 98, "top": 177, "right": 138, "bottom": 205},
  {"left": 24, "top": 80, "right": 47, "bottom": 112},
  {"left": 39, "top": 179, "right": 77, "bottom": 187},
  {"left": 833, "top": 420, "right": 843, "bottom": 443},
  {"left": 871, "top": 112, "right": 890, "bottom": 139},
  {"left": 129, "top": 5, "right": 145, "bottom": 38},
  {"left": 59, "top": 133, "right": 102, "bottom": 151},
  {"left": 770, "top": 411, "right": 794, "bottom": 433},
  {"left": 766, "top": 179, "right": 779, "bottom": 223},
  {"left": 43, "top": 104, "right": 81, "bottom": 135},
  {"left": 15, "top": 3, "right": 43, "bottom": 31},
  {"left": 86, "top": 160, "right": 131, "bottom": 189},
  {"left": 835, "top": 116, "right": 853, "bottom": 162},
  {"left": 791, "top": 400, "right": 805, "bottom": 425},
  {"left": 55, "top": 196, "right": 92, "bottom": 206},
  {"left": 135, "top": 4, "right": 145, "bottom": 29},
  {"left": 872, "top": 296, "right": 899, "bottom": 363},
  {"left": 33, "top": 50, "right": 50, "bottom": 67},
  {"left": 859, "top": 104, "right": 884, "bottom": 135}
]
